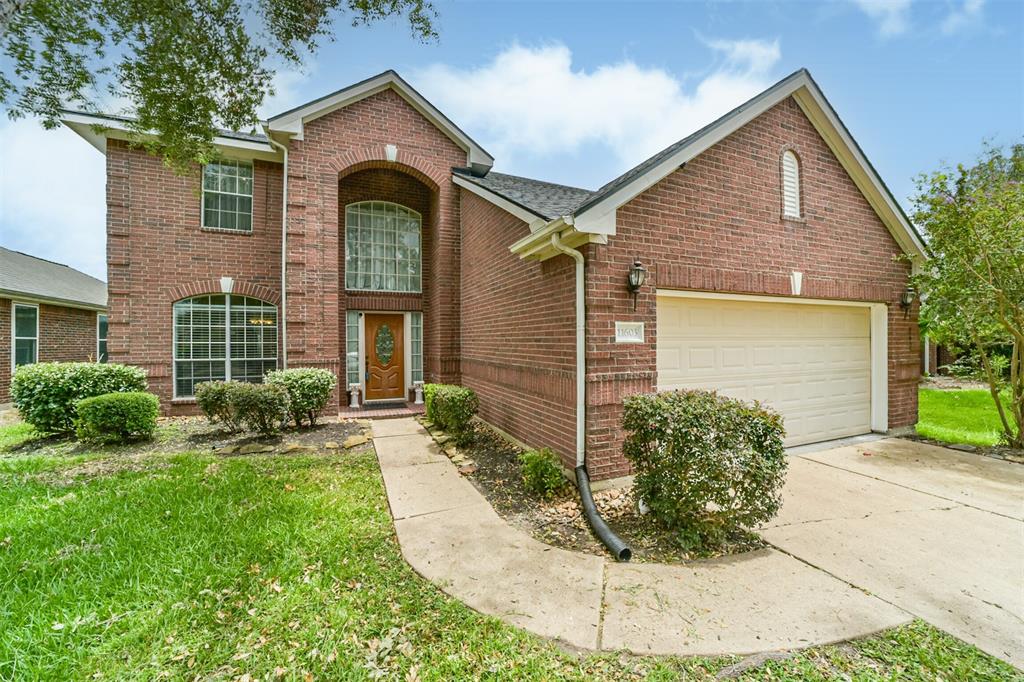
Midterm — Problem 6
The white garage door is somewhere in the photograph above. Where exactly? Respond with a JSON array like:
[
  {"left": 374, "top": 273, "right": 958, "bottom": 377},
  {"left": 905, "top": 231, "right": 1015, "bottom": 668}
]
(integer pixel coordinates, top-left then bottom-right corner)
[{"left": 657, "top": 295, "right": 872, "bottom": 446}]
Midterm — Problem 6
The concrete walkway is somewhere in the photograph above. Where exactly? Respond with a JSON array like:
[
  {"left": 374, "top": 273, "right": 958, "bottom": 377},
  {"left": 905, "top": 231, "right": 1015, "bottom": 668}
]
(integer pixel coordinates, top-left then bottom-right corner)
[{"left": 372, "top": 418, "right": 908, "bottom": 656}]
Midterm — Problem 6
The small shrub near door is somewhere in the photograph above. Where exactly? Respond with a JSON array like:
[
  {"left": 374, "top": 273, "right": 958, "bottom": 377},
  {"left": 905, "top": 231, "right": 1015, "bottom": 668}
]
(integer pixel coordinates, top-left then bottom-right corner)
[
  {"left": 231, "top": 383, "right": 290, "bottom": 436},
  {"left": 10, "top": 362, "right": 148, "bottom": 433},
  {"left": 431, "top": 385, "right": 479, "bottom": 446},
  {"left": 195, "top": 381, "right": 242, "bottom": 432},
  {"left": 518, "top": 448, "right": 566, "bottom": 498},
  {"left": 265, "top": 368, "right": 337, "bottom": 427},
  {"left": 622, "top": 389, "right": 787, "bottom": 550},
  {"left": 423, "top": 383, "right": 441, "bottom": 422},
  {"left": 75, "top": 392, "right": 159, "bottom": 444}
]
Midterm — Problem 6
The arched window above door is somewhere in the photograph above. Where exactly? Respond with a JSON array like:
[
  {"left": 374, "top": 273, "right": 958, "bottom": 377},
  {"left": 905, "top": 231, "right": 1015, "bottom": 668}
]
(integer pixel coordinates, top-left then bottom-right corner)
[{"left": 344, "top": 201, "right": 422, "bottom": 293}]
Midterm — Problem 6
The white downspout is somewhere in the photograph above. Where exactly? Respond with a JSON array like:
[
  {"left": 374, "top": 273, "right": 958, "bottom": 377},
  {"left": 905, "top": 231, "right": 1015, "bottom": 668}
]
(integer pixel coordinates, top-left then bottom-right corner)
[
  {"left": 549, "top": 233, "right": 585, "bottom": 468},
  {"left": 266, "top": 134, "right": 289, "bottom": 368}
]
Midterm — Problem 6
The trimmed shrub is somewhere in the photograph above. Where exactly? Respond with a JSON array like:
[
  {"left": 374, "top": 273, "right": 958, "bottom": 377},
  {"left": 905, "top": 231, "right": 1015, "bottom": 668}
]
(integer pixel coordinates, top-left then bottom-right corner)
[
  {"left": 519, "top": 448, "right": 566, "bottom": 498},
  {"left": 265, "top": 368, "right": 337, "bottom": 427},
  {"left": 623, "top": 389, "right": 787, "bottom": 549},
  {"left": 75, "top": 392, "right": 159, "bottom": 444},
  {"left": 431, "top": 385, "right": 479, "bottom": 446},
  {"left": 231, "top": 382, "right": 290, "bottom": 436},
  {"left": 423, "top": 383, "right": 441, "bottom": 422},
  {"left": 195, "top": 381, "right": 242, "bottom": 432},
  {"left": 11, "top": 362, "right": 148, "bottom": 433}
]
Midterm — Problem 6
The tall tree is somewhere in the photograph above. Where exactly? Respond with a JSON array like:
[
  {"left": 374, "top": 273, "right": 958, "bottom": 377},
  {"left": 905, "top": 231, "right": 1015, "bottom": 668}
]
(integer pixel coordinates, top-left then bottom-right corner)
[
  {"left": 912, "top": 143, "right": 1024, "bottom": 448},
  {"left": 0, "top": 0, "right": 437, "bottom": 170}
]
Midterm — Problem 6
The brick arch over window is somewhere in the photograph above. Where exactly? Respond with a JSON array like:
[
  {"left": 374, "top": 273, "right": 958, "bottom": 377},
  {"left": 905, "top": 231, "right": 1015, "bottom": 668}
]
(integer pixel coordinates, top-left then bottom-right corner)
[
  {"left": 329, "top": 146, "right": 444, "bottom": 192},
  {"left": 168, "top": 280, "right": 280, "bottom": 305}
]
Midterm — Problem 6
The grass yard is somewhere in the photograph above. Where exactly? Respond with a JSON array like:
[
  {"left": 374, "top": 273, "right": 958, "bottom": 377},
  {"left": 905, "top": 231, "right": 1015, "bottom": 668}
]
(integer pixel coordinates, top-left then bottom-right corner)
[
  {"left": 917, "top": 387, "right": 1016, "bottom": 447},
  {"left": 1, "top": 422, "right": 1019, "bottom": 681}
]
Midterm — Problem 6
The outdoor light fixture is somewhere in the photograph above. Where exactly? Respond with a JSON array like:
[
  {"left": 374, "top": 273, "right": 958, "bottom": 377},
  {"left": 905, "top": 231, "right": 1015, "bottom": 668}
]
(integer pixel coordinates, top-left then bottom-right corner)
[
  {"left": 627, "top": 258, "right": 647, "bottom": 311},
  {"left": 899, "top": 286, "right": 916, "bottom": 318}
]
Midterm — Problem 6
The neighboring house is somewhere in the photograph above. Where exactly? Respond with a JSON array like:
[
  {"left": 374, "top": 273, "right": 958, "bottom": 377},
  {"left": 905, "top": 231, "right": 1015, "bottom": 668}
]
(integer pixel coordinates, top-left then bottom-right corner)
[
  {"left": 0, "top": 247, "right": 109, "bottom": 403},
  {"left": 63, "top": 68, "right": 927, "bottom": 481}
]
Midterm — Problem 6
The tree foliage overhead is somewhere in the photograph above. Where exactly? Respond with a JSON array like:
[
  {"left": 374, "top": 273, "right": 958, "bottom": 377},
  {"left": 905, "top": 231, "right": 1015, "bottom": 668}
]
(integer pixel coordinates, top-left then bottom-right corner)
[
  {"left": 912, "top": 142, "right": 1024, "bottom": 448},
  {"left": 0, "top": 0, "right": 437, "bottom": 170}
]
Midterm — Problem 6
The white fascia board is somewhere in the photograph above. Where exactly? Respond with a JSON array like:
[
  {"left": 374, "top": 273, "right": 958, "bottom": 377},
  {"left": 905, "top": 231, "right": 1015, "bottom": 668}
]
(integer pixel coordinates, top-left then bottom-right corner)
[
  {"left": 0, "top": 289, "right": 106, "bottom": 312},
  {"left": 61, "top": 112, "right": 281, "bottom": 161},
  {"left": 452, "top": 175, "right": 549, "bottom": 231},
  {"left": 268, "top": 72, "right": 495, "bottom": 172},
  {"left": 509, "top": 220, "right": 607, "bottom": 261}
]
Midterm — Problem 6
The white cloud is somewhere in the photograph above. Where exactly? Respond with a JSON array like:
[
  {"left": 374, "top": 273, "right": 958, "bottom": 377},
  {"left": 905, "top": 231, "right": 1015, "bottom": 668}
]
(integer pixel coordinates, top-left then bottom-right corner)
[
  {"left": 0, "top": 119, "right": 107, "bottom": 280},
  {"left": 941, "top": 0, "right": 985, "bottom": 34},
  {"left": 413, "top": 39, "right": 781, "bottom": 176},
  {"left": 851, "top": 0, "right": 913, "bottom": 36},
  {"left": 259, "top": 64, "right": 316, "bottom": 120}
]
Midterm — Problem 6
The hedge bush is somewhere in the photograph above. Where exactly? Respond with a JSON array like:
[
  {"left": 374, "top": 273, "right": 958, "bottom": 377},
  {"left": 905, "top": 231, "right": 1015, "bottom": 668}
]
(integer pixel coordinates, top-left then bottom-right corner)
[
  {"left": 518, "top": 448, "right": 565, "bottom": 498},
  {"left": 265, "top": 368, "right": 337, "bottom": 427},
  {"left": 622, "top": 389, "right": 787, "bottom": 549},
  {"left": 431, "top": 384, "right": 479, "bottom": 446},
  {"left": 231, "top": 382, "right": 290, "bottom": 436},
  {"left": 10, "top": 362, "right": 148, "bottom": 433},
  {"left": 195, "top": 381, "right": 242, "bottom": 432},
  {"left": 423, "top": 383, "right": 441, "bottom": 422},
  {"left": 75, "top": 392, "right": 159, "bottom": 444}
]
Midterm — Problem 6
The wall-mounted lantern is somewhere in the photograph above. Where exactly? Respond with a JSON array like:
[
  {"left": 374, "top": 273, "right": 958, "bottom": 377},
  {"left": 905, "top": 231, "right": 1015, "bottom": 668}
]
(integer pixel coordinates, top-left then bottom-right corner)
[
  {"left": 627, "top": 258, "right": 647, "bottom": 311},
  {"left": 899, "top": 285, "right": 916, "bottom": 318}
]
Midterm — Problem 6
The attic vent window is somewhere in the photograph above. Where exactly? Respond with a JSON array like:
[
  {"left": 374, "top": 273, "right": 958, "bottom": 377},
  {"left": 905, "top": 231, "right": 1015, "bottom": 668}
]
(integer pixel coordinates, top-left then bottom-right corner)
[{"left": 782, "top": 150, "right": 801, "bottom": 219}]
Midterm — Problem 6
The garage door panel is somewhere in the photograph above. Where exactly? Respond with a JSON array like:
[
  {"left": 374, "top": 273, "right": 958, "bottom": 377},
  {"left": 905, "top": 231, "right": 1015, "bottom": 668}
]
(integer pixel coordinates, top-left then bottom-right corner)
[{"left": 657, "top": 296, "right": 872, "bottom": 446}]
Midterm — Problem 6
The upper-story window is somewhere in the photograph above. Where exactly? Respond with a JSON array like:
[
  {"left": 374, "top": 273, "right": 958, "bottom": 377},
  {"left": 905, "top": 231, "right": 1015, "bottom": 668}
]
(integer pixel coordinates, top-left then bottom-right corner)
[
  {"left": 344, "top": 201, "right": 422, "bottom": 293},
  {"left": 202, "top": 160, "right": 253, "bottom": 232},
  {"left": 781, "top": 150, "right": 801, "bottom": 219}
]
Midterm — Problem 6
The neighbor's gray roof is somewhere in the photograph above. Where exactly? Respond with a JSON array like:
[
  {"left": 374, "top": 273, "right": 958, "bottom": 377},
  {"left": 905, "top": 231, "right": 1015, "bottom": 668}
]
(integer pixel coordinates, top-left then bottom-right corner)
[
  {"left": 453, "top": 169, "right": 594, "bottom": 221},
  {"left": 0, "top": 247, "right": 107, "bottom": 309}
]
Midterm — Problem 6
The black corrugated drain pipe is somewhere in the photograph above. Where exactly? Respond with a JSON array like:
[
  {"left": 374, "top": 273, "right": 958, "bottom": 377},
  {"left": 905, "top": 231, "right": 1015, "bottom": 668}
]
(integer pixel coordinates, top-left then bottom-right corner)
[{"left": 576, "top": 465, "right": 632, "bottom": 562}]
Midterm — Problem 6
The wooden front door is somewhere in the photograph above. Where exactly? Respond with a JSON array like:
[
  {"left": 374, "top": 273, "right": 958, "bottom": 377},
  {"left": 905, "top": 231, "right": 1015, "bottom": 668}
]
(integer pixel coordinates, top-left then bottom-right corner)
[{"left": 364, "top": 313, "right": 405, "bottom": 401}]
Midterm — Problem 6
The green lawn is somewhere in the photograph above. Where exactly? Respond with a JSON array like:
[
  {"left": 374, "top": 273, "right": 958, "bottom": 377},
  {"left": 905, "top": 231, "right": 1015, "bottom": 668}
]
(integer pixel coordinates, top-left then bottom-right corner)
[
  {"left": 917, "top": 388, "right": 1016, "bottom": 447},
  {"left": 1, "top": 423, "right": 1019, "bottom": 681}
]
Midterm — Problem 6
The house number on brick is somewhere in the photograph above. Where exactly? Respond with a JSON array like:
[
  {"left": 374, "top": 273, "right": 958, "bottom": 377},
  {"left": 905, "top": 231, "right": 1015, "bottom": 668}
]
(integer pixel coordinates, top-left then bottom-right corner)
[{"left": 615, "top": 321, "right": 645, "bottom": 344}]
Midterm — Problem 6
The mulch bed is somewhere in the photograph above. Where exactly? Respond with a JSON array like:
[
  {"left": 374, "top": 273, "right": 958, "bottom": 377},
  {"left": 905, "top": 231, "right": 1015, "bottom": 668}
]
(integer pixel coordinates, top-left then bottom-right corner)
[{"left": 427, "top": 419, "right": 765, "bottom": 564}]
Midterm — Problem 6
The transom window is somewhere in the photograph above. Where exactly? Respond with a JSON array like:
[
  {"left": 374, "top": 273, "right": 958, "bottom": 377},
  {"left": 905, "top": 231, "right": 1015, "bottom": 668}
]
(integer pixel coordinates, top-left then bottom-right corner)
[
  {"left": 345, "top": 201, "right": 422, "bottom": 292},
  {"left": 202, "top": 160, "right": 253, "bottom": 232},
  {"left": 12, "top": 303, "right": 38, "bottom": 369},
  {"left": 173, "top": 294, "right": 277, "bottom": 397}
]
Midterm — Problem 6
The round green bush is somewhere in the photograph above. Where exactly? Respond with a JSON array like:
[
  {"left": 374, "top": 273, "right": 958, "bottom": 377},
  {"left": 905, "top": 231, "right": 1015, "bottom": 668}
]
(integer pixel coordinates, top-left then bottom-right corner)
[
  {"left": 230, "top": 382, "right": 290, "bottom": 436},
  {"left": 518, "top": 448, "right": 566, "bottom": 498},
  {"left": 265, "top": 368, "right": 337, "bottom": 427},
  {"left": 75, "top": 392, "right": 159, "bottom": 444},
  {"left": 11, "top": 362, "right": 148, "bottom": 433},
  {"left": 431, "top": 384, "right": 479, "bottom": 446},
  {"left": 195, "top": 380, "right": 242, "bottom": 432},
  {"left": 622, "top": 389, "right": 787, "bottom": 549}
]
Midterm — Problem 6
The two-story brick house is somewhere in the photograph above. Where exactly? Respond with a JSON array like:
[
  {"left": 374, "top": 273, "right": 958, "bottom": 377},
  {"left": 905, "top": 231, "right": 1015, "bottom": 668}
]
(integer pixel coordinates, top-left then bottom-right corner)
[{"left": 64, "top": 68, "right": 927, "bottom": 481}]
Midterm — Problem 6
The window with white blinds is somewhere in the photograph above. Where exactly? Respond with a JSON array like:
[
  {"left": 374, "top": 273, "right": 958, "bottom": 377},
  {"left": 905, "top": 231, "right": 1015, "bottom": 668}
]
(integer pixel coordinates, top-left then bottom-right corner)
[{"left": 782, "top": 150, "right": 801, "bottom": 218}]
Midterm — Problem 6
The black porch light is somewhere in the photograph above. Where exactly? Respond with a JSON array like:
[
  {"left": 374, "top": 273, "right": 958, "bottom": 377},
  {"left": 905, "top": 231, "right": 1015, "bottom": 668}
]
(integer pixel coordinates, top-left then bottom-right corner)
[
  {"left": 899, "top": 285, "right": 916, "bottom": 317},
  {"left": 627, "top": 258, "right": 647, "bottom": 311}
]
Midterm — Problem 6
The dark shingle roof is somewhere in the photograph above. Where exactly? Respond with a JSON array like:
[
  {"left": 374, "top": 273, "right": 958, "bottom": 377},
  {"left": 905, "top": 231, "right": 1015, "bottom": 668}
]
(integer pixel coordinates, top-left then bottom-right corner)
[
  {"left": 453, "top": 169, "right": 593, "bottom": 221},
  {"left": 0, "top": 247, "right": 107, "bottom": 309}
]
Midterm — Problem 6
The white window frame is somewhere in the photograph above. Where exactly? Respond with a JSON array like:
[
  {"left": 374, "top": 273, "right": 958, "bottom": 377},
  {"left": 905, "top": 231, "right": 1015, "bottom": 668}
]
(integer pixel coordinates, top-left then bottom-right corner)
[
  {"left": 11, "top": 302, "right": 39, "bottom": 371},
  {"left": 201, "top": 160, "right": 254, "bottom": 233},
  {"left": 344, "top": 201, "right": 423, "bottom": 293},
  {"left": 171, "top": 294, "right": 278, "bottom": 399},
  {"left": 96, "top": 313, "right": 109, "bottom": 363},
  {"left": 781, "top": 149, "right": 802, "bottom": 219}
]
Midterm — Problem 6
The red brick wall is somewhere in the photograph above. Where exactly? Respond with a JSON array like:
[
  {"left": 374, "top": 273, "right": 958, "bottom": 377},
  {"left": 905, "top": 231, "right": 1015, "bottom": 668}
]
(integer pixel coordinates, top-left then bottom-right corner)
[
  {"left": 106, "top": 140, "right": 282, "bottom": 412},
  {"left": 584, "top": 96, "right": 918, "bottom": 479},
  {"left": 459, "top": 190, "right": 578, "bottom": 461},
  {"left": 284, "top": 88, "right": 467, "bottom": 394},
  {"left": 0, "top": 298, "right": 102, "bottom": 402}
]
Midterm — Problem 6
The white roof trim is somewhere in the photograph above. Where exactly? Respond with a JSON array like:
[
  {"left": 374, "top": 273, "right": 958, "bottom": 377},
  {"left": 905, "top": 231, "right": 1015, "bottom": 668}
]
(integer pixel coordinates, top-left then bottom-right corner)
[
  {"left": 61, "top": 111, "right": 280, "bottom": 161},
  {"left": 571, "top": 70, "right": 927, "bottom": 261},
  {"left": 268, "top": 70, "right": 494, "bottom": 174},
  {"left": 452, "top": 175, "right": 549, "bottom": 231}
]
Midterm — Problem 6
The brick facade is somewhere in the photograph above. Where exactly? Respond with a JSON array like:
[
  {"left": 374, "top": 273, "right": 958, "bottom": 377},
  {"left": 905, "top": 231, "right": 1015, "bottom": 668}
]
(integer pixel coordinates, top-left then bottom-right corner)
[
  {"left": 581, "top": 96, "right": 918, "bottom": 479},
  {"left": 0, "top": 298, "right": 102, "bottom": 402}
]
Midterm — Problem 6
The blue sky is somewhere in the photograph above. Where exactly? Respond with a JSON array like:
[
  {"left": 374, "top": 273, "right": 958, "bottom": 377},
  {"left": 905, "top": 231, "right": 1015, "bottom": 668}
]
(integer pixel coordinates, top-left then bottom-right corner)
[{"left": 1, "top": 0, "right": 1021, "bottom": 280}]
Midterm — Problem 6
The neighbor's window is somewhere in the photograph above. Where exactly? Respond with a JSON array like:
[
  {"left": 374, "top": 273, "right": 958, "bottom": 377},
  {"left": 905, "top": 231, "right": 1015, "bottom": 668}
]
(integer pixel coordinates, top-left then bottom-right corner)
[
  {"left": 782, "top": 150, "right": 801, "bottom": 219},
  {"left": 202, "top": 160, "right": 253, "bottom": 232},
  {"left": 345, "top": 201, "right": 422, "bottom": 292},
  {"left": 12, "top": 303, "right": 38, "bottom": 368},
  {"left": 172, "top": 294, "right": 277, "bottom": 397},
  {"left": 97, "top": 313, "right": 109, "bottom": 363}
]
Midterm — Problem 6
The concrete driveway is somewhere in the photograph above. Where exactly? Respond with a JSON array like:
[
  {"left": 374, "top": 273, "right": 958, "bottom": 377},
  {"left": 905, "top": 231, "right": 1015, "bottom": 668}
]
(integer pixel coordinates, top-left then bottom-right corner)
[{"left": 763, "top": 437, "right": 1024, "bottom": 667}]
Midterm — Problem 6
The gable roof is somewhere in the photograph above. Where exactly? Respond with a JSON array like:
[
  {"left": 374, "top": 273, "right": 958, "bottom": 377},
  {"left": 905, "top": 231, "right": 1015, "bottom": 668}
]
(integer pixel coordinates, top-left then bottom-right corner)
[
  {"left": 0, "top": 247, "right": 107, "bottom": 310},
  {"left": 452, "top": 168, "right": 593, "bottom": 221},
  {"left": 267, "top": 70, "right": 494, "bottom": 174}
]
